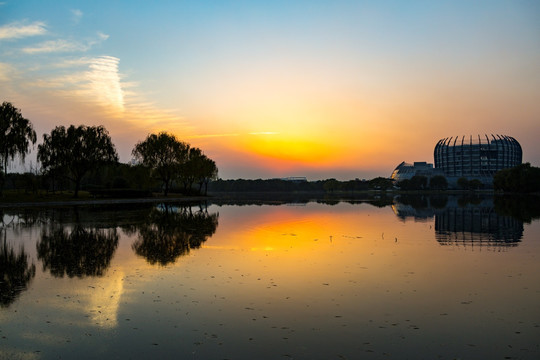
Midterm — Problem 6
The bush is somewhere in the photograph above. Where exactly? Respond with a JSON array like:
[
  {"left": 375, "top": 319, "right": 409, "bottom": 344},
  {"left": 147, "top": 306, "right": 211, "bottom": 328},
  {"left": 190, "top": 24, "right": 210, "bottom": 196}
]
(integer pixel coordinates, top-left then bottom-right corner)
[{"left": 494, "top": 163, "right": 540, "bottom": 193}]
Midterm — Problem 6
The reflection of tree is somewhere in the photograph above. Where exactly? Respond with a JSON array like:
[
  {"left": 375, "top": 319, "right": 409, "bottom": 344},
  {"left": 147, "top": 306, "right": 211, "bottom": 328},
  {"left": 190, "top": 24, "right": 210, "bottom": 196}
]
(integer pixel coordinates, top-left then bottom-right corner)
[
  {"left": 37, "top": 225, "right": 118, "bottom": 278},
  {"left": 494, "top": 195, "right": 540, "bottom": 223},
  {"left": 132, "top": 205, "right": 219, "bottom": 266},
  {"left": 0, "top": 231, "right": 36, "bottom": 308}
]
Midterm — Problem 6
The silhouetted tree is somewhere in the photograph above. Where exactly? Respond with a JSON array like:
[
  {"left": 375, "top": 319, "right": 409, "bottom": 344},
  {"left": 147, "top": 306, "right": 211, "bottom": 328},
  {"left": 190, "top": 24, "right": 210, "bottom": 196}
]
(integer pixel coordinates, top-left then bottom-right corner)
[
  {"left": 369, "top": 177, "right": 394, "bottom": 190},
  {"left": 323, "top": 179, "right": 340, "bottom": 193},
  {"left": 178, "top": 147, "right": 202, "bottom": 193},
  {"left": 429, "top": 175, "right": 448, "bottom": 190},
  {"left": 38, "top": 125, "right": 118, "bottom": 197},
  {"left": 37, "top": 224, "right": 119, "bottom": 278},
  {"left": 494, "top": 163, "right": 540, "bottom": 193},
  {"left": 468, "top": 179, "right": 483, "bottom": 190},
  {"left": 457, "top": 177, "right": 469, "bottom": 190},
  {"left": 0, "top": 102, "right": 37, "bottom": 195},
  {"left": 195, "top": 155, "right": 218, "bottom": 196},
  {"left": 132, "top": 132, "right": 189, "bottom": 196}
]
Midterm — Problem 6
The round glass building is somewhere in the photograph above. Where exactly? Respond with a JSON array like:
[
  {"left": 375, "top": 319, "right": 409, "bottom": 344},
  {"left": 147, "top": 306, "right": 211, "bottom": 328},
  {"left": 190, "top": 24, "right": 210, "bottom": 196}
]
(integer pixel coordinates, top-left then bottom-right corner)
[{"left": 434, "top": 134, "right": 522, "bottom": 178}]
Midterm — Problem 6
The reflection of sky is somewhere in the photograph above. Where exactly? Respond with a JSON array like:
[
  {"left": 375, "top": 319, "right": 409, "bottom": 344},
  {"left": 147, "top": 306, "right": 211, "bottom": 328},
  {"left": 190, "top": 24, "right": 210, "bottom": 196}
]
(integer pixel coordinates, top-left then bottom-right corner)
[{"left": 1, "top": 203, "right": 539, "bottom": 359}]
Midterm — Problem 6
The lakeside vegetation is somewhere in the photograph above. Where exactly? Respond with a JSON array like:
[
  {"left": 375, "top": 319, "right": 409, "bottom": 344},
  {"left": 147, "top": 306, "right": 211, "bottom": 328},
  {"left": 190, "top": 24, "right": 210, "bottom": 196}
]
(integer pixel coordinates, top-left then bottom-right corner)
[{"left": 1, "top": 102, "right": 218, "bottom": 199}]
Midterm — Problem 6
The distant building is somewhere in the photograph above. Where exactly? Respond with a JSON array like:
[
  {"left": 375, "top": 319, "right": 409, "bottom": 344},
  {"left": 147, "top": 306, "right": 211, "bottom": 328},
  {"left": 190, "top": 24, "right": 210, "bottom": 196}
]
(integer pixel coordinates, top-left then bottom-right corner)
[
  {"left": 391, "top": 134, "right": 522, "bottom": 188},
  {"left": 390, "top": 161, "right": 443, "bottom": 182},
  {"left": 434, "top": 134, "right": 522, "bottom": 178}
]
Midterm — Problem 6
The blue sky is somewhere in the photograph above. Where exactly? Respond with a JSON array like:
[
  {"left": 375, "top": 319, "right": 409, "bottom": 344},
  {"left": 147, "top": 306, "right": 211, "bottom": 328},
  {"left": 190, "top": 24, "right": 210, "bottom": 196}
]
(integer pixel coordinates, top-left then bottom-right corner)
[{"left": 1, "top": 0, "right": 539, "bottom": 179}]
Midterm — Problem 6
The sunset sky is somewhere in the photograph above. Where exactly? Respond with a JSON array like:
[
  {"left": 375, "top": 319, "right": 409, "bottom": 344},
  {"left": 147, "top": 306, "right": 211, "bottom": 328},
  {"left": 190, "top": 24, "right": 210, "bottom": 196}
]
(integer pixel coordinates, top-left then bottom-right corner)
[{"left": 1, "top": 0, "right": 539, "bottom": 180}]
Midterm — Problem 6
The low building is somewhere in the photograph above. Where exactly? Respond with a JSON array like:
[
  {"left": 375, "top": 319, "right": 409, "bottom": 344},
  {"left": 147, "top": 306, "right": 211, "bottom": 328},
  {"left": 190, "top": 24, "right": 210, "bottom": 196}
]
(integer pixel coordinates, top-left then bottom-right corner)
[{"left": 390, "top": 161, "right": 443, "bottom": 182}]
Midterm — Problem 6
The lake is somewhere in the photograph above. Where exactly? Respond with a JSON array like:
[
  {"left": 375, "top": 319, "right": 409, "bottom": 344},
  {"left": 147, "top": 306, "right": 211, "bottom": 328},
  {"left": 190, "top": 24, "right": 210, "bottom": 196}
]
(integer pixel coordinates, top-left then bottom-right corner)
[{"left": 1, "top": 195, "right": 539, "bottom": 359}]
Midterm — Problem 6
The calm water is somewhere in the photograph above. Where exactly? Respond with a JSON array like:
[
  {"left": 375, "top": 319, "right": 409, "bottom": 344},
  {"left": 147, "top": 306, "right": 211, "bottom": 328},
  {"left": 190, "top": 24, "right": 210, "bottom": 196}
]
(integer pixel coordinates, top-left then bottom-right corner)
[{"left": 1, "top": 196, "right": 539, "bottom": 359}]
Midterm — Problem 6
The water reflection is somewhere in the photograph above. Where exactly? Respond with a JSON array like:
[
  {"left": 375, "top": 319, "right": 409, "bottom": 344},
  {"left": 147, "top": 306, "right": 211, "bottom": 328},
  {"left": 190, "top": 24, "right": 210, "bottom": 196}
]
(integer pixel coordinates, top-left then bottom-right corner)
[
  {"left": 0, "top": 231, "right": 36, "bottom": 308},
  {"left": 132, "top": 204, "right": 219, "bottom": 266},
  {"left": 393, "top": 195, "right": 525, "bottom": 248},
  {"left": 37, "top": 224, "right": 119, "bottom": 278}
]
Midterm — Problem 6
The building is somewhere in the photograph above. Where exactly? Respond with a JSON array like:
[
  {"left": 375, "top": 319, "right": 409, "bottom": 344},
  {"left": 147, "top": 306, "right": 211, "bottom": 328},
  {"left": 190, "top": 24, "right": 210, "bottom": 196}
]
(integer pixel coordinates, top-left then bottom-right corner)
[
  {"left": 434, "top": 135, "right": 522, "bottom": 178},
  {"left": 391, "top": 134, "right": 522, "bottom": 188},
  {"left": 390, "top": 161, "right": 443, "bottom": 182}
]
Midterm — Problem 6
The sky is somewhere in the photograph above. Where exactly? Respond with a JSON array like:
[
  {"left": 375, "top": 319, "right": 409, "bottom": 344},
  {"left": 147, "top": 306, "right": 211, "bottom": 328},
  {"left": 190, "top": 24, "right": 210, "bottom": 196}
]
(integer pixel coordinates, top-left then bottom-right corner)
[{"left": 1, "top": 0, "right": 539, "bottom": 180}]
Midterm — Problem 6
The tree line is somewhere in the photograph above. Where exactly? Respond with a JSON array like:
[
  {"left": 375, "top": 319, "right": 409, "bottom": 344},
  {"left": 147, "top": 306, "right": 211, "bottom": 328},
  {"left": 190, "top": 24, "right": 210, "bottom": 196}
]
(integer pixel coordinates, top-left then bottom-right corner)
[{"left": 0, "top": 102, "right": 218, "bottom": 197}]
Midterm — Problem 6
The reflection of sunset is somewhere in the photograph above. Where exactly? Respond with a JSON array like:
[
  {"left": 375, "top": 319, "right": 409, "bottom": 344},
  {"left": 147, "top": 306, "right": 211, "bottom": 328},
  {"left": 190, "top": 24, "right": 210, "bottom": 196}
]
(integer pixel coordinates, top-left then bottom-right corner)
[{"left": 207, "top": 204, "right": 389, "bottom": 255}]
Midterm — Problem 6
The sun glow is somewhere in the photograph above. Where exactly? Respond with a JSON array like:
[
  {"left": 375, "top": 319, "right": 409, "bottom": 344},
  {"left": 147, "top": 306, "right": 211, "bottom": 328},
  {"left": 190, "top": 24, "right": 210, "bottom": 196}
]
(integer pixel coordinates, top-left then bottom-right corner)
[{"left": 242, "top": 133, "right": 338, "bottom": 164}]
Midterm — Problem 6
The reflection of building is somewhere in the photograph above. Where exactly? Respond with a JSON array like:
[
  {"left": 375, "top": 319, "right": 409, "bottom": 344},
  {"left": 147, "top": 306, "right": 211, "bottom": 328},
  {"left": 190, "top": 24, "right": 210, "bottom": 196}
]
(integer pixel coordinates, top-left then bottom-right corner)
[
  {"left": 435, "top": 202, "right": 523, "bottom": 249},
  {"left": 390, "top": 161, "right": 444, "bottom": 182},
  {"left": 392, "top": 196, "right": 523, "bottom": 250}
]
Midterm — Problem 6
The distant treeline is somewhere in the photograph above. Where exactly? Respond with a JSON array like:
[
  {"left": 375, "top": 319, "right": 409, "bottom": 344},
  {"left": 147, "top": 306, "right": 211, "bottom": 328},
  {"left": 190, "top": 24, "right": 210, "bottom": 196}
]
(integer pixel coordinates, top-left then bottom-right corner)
[{"left": 208, "top": 177, "right": 394, "bottom": 193}]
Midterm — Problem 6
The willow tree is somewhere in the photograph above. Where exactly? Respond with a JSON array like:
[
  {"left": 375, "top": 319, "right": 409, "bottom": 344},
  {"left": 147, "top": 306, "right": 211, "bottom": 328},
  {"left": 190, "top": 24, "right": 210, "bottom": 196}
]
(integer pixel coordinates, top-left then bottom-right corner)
[
  {"left": 38, "top": 125, "right": 118, "bottom": 197},
  {"left": 132, "top": 132, "right": 189, "bottom": 196},
  {"left": 0, "top": 102, "right": 37, "bottom": 194}
]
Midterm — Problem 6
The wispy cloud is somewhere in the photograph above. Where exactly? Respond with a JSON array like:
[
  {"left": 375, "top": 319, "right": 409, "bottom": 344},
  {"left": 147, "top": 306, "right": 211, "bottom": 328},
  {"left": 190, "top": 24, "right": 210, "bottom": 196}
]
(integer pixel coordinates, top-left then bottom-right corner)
[
  {"left": 22, "top": 39, "right": 89, "bottom": 54},
  {"left": 0, "top": 62, "right": 16, "bottom": 81},
  {"left": 71, "top": 9, "right": 83, "bottom": 24},
  {"left": 188, "top": 133, "right": 240, "bottom": 139},
  {"left": 0, "top": 21, "right": 47, "bottom": 40},
  {"left": 249, "top": 132, "right": 280, "bottom": 135},
  {"left": 22, "top": 32, "right": 109, "bottom": 54},
  {"left": 85, "top": 56, "right": 125, "bottom": 111}
]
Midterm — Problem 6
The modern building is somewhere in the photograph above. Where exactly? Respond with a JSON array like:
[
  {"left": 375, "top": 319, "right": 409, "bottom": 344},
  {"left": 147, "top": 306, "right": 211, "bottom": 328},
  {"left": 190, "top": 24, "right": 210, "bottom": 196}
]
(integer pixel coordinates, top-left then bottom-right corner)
[
  {"left": 390, "top": 161, "right": 443, "bottom": 182},
  {"left": 391, "top": 134, "right": 522, "bottom": 188},
  {"left": 434, "top": 135, "right": 522, "bottom": 178}
]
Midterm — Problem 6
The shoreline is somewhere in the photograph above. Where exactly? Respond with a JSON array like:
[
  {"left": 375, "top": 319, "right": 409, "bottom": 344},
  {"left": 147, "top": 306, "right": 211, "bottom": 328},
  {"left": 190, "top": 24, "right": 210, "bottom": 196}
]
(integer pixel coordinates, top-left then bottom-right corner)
[{"left": 0, "top": 189, "right": 507, "bottom": 209}]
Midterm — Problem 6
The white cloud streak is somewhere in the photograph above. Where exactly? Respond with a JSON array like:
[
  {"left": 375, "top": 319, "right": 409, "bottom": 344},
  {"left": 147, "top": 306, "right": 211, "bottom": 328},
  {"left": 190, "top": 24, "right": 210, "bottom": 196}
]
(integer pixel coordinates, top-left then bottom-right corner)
[
  {"left": 0, "top": 21, "right": 47, "bottom": 40},
  {"left": 22, "top": 39, "right": 89, "bottom": 54},
  {"left": 188, "top": 133, "right": 240, "bottom": 139},
  {"left": 86, "top": 56, "right": 125, "bottom": 111},
  {"left": 22, "top": 32, "right": 109, "bottom": 54}
]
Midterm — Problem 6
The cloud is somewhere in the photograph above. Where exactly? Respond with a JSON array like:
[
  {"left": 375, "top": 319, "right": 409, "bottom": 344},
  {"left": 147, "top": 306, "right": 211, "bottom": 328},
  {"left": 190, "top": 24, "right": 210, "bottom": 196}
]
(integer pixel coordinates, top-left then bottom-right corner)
[
  {"left": 97, "top": 32, "right": 109, "bottom": 41},
  {"left": 188, "top": 133, "right": 240, "bottom": 139},
  {"left": 0, "top": 21, "right": 47, "bottom": 40},
  {"left": 22, "top": 32, "right": 109, "bottom": 54},
  {"left": 71, "top": 9, "right": 83, "bottom": 23},
  {"left": 249, "top": 132, "right": 280, "bottom": 135},
  {"left": 0, "top": 62, "right": 16, "bottom": 81},
  {"left": 22, "top": 39, "right": 89, "bottom": 54},
  {"left": 85, "top": 56, "right": 125, "bottom": 111}
]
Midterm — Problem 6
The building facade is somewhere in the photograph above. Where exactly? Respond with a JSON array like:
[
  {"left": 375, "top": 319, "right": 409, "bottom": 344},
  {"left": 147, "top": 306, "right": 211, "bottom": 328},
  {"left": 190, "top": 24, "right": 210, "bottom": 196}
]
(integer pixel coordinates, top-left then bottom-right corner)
[
  {"left": 434, "top": 135, "right": 522, "bottom": 178},
  {"left": 390, "top": 161, "right": 443, "bottom": 182}
]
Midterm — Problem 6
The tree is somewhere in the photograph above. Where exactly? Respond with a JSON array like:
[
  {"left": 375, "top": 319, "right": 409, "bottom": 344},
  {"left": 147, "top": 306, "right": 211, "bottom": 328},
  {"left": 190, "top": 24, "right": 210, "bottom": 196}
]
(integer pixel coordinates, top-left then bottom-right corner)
[
  {"left": 38, "top": 125, "right": 118, "bottom": 197},
  {"left": 457, "top": 177, "right": 469, "bottom": 190},
  {"left": 0, "top": 102, "right": 37, "bottom": 195},
  {"left": 369, "top": 177, "right": 394, "bottom": 190},
  {"left": 494, "top": 163, "right": 540, "bottom": 193},
  {"left": 195, "top": 155, "right": 218, "bottom": 196},
  {"left": 178, "top": 147, "right": 203, "bottom": 193},
  {"left": 429, "top": 175, "right": 448, "bottom": 190},
  {"left": 132, "top": 132, "right": 189, "bottom": 196}
]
